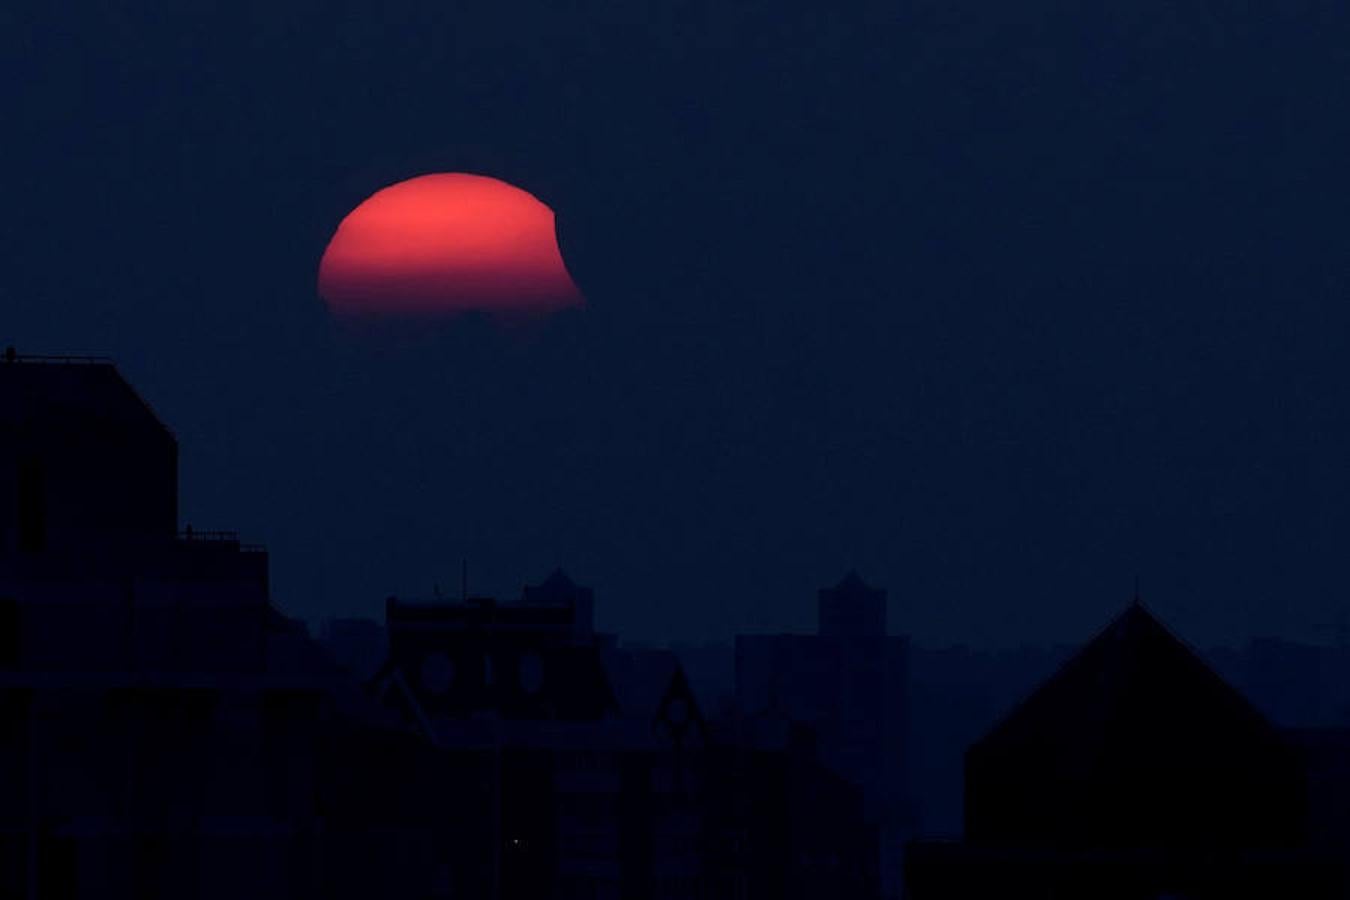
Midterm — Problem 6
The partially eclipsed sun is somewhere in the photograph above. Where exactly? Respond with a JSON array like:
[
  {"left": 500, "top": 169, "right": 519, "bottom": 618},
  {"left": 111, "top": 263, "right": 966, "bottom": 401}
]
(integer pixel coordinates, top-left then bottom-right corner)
[{"left": 318, "top": 173, "right": 584, "bottom": 318}]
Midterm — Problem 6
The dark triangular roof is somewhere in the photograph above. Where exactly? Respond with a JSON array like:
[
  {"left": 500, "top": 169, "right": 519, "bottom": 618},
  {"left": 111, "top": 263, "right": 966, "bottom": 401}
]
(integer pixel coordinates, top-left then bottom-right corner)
[
  {"left": 654, "top": 664, "right": 708, "bottom": 746},
  {"left": 966, "top": 604, "right": 1305, "bottom": 847},
  {"left": 972, "top": 601, "right": 1285, "bottom": 771}
]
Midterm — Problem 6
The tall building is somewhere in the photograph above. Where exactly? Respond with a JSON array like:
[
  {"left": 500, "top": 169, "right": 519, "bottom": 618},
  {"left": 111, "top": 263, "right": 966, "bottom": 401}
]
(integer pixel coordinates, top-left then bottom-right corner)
[
  {"left": 0, "top": 354, "right": 271, "bottom": 673},
  {"left": 736, "top": 571, "right": 910, "bottom": 899},
  {"left": 0, "top": 353, "right": 408, "bottom": 899},
  {"left": 0, "top": 352, "right": 176, "bottom": 558}
]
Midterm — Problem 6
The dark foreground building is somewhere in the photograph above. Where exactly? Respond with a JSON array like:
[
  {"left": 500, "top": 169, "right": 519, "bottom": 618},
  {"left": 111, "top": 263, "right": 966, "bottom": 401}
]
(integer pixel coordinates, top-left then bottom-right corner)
[
  {"left": 371, "top": 573, "right": 879, "bottom": 900},
  {"left": 905, "top": 603, "right": 1347, "bottom": 899},
  {"left": 0, "top": 353, "right": 405, "bottom": 898},
  {"left": 1, "top": 352, "right": 878, "bottom": 899}
]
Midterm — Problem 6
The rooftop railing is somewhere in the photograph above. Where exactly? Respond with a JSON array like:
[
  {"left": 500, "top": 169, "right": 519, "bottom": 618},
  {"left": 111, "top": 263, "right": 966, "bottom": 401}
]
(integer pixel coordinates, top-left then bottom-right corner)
[
  {"left": 3, "top": 348, "right": 114, "bottom": 365},
  {"left": 177, "top": 529, "right": 267, "bottom": 553}
]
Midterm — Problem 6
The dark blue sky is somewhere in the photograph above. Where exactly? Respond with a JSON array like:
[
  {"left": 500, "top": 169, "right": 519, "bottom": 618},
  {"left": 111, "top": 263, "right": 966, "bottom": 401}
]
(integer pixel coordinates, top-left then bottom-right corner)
[{"left": 3, "top": 0, "right": 1348, "bottom": 647}]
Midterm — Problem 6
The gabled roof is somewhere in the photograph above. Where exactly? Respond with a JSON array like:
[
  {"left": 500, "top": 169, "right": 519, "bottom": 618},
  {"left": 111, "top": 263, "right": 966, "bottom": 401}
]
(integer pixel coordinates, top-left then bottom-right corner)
[
  {"left": 973, "top": 603, "right": 1278, "bottom": 761},
  {"left": 654, "top": 664, "right": 708, "bottom": 746},
  {"left": 966, "top": 603, "right": 1306, "bottom": 848}
]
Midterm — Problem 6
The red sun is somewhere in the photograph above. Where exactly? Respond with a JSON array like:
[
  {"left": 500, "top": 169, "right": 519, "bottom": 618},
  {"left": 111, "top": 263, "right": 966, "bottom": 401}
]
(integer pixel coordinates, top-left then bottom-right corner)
[{"left": 318, "top": 173, "right": 584, "bottom": 318}]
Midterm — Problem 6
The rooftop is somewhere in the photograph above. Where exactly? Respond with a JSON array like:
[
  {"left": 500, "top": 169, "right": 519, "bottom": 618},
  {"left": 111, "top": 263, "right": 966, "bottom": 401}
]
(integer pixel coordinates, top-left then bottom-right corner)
[{"left": 0, "top": 348, "right": 173, "bottom": 438}]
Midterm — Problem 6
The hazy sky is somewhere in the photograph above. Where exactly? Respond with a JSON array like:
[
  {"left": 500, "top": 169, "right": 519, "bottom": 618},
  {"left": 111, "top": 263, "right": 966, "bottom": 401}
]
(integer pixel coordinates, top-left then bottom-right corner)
[{"left": 3, "top": 0, "right": 1348, "bottom": 647}]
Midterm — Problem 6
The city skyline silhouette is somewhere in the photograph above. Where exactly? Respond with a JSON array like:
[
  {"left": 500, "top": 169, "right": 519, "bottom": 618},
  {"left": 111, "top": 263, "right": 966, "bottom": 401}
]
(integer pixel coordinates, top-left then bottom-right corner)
[
  {"left": 6, "top": 1, "right": 1350, "bottom": 895},
  {"left": 5, "top": 352, "right": 1350, "bottom": 898}
]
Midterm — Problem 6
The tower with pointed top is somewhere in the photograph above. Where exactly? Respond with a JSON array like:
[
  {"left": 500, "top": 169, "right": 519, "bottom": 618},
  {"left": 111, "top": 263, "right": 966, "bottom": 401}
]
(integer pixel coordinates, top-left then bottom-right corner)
[{"left": 819, "top": 570, "right": 888, "bottom": 638}]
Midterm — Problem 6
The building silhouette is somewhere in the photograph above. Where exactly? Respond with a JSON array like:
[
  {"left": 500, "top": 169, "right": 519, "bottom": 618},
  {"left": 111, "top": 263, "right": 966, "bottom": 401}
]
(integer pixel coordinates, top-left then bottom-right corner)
[
  {"left": 369, "top": 571, "right": 878, "bottom": 899},
  {"left": 0, "top": 353, "right": 385, "bottom": 898},
  {"left": 17, "top": 348, "right": 1347, "bottom": 899},
  {"left": 0, "top": 353, "right": 176, "bottom": 558},
  {"left": 0, "top": 349, "right": 880, "bottom": 899},
  {"left": 735, "top": 572, "right": 911, "bottom": 899},
  {"left": 905, "top": 603, "right": 1346, "bottom": 899}
]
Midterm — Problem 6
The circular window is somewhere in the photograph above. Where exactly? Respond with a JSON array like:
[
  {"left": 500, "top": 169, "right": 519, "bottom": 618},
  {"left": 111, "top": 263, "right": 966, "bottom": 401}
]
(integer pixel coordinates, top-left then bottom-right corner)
[
  {"left": 519, "top": 652, "right": 544, "bottom": 694},
  {"left": 420, "top": 652, "right": 455, "bottom": 694}
]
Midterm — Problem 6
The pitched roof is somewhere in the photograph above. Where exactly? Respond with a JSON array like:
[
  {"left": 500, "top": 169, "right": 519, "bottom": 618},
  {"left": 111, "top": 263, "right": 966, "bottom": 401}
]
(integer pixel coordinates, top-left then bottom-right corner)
[
  {"left": 965, "top": 604, "right": 1307, "bottom": 847},
  {"left": 973, "top": 603, "right": 1277, "bottom": 762},
  {"left": 966, "top": 601, "right": 1290, "bottom": 793},
  {"left": 654, "top": 663, "right": 708, "bottom": 746}
]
